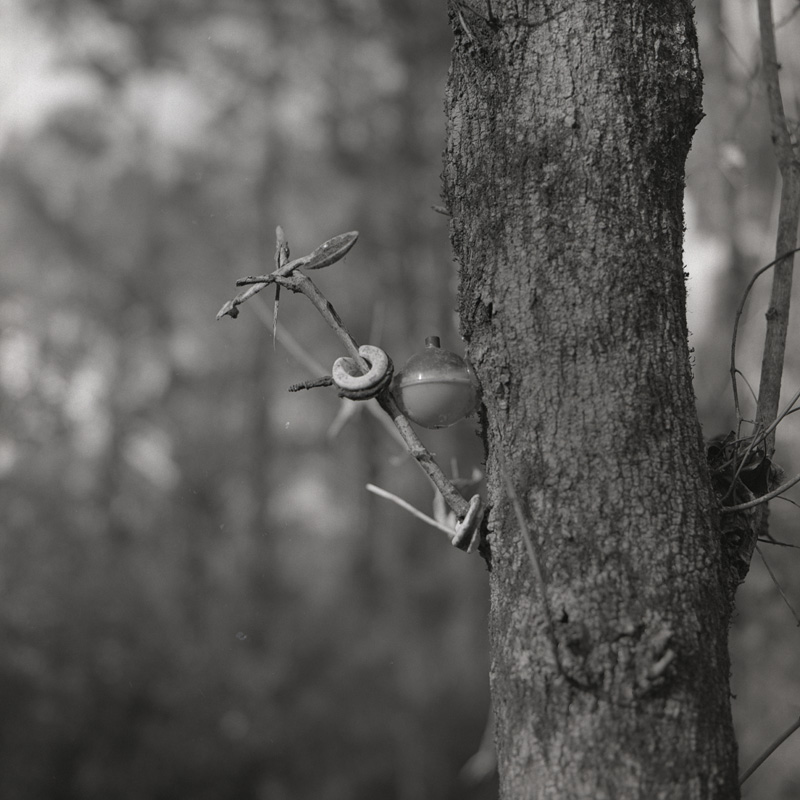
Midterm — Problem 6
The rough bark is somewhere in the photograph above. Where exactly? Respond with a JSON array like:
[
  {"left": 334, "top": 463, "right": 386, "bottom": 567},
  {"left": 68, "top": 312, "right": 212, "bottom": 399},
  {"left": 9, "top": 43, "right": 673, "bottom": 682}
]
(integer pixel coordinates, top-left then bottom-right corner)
[{"left": 443, "top": 2, "right": 739, "bottom": 798}]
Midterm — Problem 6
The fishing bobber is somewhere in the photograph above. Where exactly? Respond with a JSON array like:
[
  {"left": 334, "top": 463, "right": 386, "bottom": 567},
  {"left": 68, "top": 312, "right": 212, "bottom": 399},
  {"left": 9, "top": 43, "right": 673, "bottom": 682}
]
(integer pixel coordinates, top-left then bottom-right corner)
[{"left": 392, "top": 337, "right": 479, "bottom": 429}]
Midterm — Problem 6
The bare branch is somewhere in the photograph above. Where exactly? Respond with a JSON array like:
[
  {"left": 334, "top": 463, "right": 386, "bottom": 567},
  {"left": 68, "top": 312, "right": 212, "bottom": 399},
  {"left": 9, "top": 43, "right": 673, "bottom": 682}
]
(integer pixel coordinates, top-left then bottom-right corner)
[
  {"left": 754, "top": 0, "right": 800, "bottom": 455},
  {"left": 730, "top": 248, "right": 800, "bottom": 420},
  {"left": 272, "top": 266, "right": 473, "bottom": 522},
  {"left": 218, "top": 227, "right": 483, "bottom": 548}
]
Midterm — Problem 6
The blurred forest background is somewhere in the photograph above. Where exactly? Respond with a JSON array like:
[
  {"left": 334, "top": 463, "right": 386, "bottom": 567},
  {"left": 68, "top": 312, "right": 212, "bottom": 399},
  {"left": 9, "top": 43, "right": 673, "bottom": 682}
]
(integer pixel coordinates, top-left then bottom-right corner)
[{"left": 0, "top": 0, "right": 799, "bottom": 798}]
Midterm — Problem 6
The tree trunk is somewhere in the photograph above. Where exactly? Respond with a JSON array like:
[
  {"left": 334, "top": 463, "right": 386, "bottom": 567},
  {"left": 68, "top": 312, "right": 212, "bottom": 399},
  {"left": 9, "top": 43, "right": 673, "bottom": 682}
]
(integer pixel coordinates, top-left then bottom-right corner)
[{"left": 443, "top": 2, "right": 740, "bottom": 797}]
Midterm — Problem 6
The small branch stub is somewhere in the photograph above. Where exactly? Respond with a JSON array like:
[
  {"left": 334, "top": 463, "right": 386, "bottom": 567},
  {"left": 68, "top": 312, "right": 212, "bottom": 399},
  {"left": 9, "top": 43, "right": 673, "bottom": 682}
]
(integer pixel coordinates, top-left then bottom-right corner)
[{"left": 452, "top": 493, "right": 483, "bottom": 552}]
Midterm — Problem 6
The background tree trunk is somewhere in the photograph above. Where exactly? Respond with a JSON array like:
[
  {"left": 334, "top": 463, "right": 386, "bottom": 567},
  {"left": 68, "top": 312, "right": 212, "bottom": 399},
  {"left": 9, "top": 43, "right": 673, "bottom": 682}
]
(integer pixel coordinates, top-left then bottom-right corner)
[{"left": 443, "top": 2, "right": 740, "bottom": 797}]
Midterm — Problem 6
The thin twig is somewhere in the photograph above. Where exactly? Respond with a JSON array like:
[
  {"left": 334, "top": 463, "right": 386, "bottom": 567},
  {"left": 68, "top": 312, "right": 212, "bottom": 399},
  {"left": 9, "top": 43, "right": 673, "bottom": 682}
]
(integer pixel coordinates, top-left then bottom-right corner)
[
  {"left": 721, "top": 470, "right": 800, "bottom": 513},
  {"left": 739, "top": 715, "right": 800, "bottom": 785},
  {"left": 251, "top": 297, "right": 326, "bottom": 375},
  {"left": 756, "top": 386, "right": 800, "bottom": 449},
  {"left": 366, "top": 484, "right": 455, "bottom": 536},
  {"left": 776, "top": 495, "right": 800, "bottom": 511},
  {"left": 289, "top": 376, "right": 334, "bottom": 391},
  {"left": 729, "top": 247, "right": 800, "bottom": 421},
  {"left": 756, "top": 544, "right": 800, "bottom": 626},
  {"left": 735, "top": 369, "right": 760, "bottom": 409},
  {"left": 758, "top": 536, "right": 800, "bottom": 548},
  {"left": 776, "top": 1, "right": 800, "bottom": 28}
]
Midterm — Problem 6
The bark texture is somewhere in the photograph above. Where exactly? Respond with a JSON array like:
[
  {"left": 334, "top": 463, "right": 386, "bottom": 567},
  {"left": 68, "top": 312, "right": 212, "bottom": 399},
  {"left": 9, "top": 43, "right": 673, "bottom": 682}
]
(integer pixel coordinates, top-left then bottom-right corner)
[{"left": 443, "top": 2, "right": 740, "bottom": 797}]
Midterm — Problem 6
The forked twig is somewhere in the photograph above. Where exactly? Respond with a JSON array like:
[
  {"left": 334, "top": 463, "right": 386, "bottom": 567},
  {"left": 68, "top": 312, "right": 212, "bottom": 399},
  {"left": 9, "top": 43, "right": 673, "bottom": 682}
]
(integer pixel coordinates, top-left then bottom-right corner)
[
  {"left": 218, "top": 227, "right": 483, "bottom": 548},
  {"left": 217, "top": 230, "right": 359, "bottom": 320}
]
